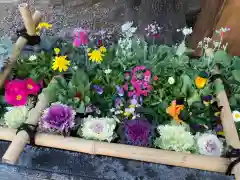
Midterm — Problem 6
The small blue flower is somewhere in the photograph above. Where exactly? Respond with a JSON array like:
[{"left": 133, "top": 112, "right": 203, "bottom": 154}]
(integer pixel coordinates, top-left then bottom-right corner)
[
  {"left": 92, "top": 85, "right": 103, "bottom": 95},
  {"left": 116, "top": 85, "right": 124, "bottom": 96}
]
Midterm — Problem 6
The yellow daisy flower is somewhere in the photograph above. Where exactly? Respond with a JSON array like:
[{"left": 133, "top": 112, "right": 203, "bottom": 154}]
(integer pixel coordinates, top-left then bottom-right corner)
[
  {"left": 52, "top": 55, "right": 70, "bottom": 72},
  {"left": 88, "top": 49, "right": 104, "bottom": 63},
  {"left": 36, "top": 22, "right": 52, "bottom": 35},
  {"left": 99, "top": 46, "right": 107, "bottom": 53},
  {"left": 54, "top": 48, "right": 60, "bottom": 55}
]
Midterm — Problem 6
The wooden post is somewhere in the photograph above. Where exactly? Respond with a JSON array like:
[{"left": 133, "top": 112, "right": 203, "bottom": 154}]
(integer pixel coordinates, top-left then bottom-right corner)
[
  {"left": 215, "top": 67, "right": 240, "bottom": 180},
  {"left": 0, "top": 4, "right": 42, "bottom": 88}
]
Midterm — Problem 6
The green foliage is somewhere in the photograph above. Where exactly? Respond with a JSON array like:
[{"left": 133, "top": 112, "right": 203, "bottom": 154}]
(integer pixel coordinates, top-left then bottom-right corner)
[
  {"left": 13, "top": 51, "right": 55, "bottom": 84},
  {"left": 43, "top": 69, "right": 91, "bottom": 113}
]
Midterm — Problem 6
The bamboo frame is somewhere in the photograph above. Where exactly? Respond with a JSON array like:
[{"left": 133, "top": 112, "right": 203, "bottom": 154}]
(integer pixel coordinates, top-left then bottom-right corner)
[
  {"left": 0, "top": 3, "right": 239, "bottom": 179},
  {"left": 0, "top": 3, "right": 42, "bottom": 88},
  {"left": 0, "top": 127, "right": 231, "bottom": 174}
]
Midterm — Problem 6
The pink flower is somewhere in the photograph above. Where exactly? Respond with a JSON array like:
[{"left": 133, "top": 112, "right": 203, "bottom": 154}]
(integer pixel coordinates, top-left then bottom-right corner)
[
  {"left": 4, "top": 79, "right": 28, "bottom": 106},
  {"left": 26, "top": 78, "right": 40, "bottom": 95},
  {"left": 73, "top": 31, "right": 88, "bottom": 47},
  {"left": 5, "top": 90, "right": 28, "bottom": 106},
  {"left": 132, "top": 66, "right": 146, "bottom": 73}
]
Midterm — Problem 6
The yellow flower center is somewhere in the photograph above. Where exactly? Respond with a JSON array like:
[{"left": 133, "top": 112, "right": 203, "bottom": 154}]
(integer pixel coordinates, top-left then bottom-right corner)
[
  {"left": 27, "top": 84, "right": 33, "bottom": 89},
  {"left": 16, "top": 95, "right": 22, "bottom": 101},
  {"left": 235, "top": 113, "right": 240, "bottom": 119}
]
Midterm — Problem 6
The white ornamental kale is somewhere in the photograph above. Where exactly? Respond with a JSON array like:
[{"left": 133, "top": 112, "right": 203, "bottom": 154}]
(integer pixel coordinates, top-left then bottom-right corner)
[
  {"left": 196, "top": 133, "right": 223, "bottom": 156},
  {"left": 80, "top": 116, "right": 117, "bottom": 142},
  {"left": 0, "top": 36, "right": 13, "bottom": 72}
]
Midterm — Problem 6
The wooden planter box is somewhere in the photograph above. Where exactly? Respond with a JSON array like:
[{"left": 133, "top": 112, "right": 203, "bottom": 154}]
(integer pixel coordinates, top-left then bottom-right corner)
[{"left": 0, "top": 3, "right": 239, "bottom": 180}]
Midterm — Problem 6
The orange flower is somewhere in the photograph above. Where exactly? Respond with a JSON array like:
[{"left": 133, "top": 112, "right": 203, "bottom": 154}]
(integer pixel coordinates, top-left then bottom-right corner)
[
  {"left": 166, "top": 100, "right": 184, "bottom": 124},
  {"left": 195, "top": 72, "right": 208, "bottom": 89}
]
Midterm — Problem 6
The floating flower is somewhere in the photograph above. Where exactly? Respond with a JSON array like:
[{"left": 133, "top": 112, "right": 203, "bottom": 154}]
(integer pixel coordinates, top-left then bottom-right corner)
[
  {"left": 168, "top": 77, "right": 175, "bottom": 84},
  {"left": 52, "top": 55, "right": 70, "bottom": 72},
  {"left": 29, "top": 55, "right": 37, "bottom": 61},
  {"left": 4, "top": 106, "right": 28, "bottom": 128},
  {"left": 195, "top": 72, "right": 208, "bottom": 89},
  {"left": 154, "top": 124, "right": 195, "bottom": 152},
  {"left": 54, "top": 48, "right": 60, "bottom": 55},
  {"left": 122, "top": 118, "right": 154, "bottom": 147},
  {"left": 92, "top": 85, "right": 104, "bottom": 95},
  {"left": 104, "top": 69, "right": 112, "bottom": 74},
  {"left": 80, "top": 116, "right": 116, "bottom": 142},
  {"left": 166, "top": 100, "right": 184, "bottom": 124},
  {"left": 5, "top": 79, "right": 28, "bottom": 106},
  {"left": 99, "top": 46, "right": 107, "bottom": 53},
  {"left": 232, "top": 110, "right": 240, "bottom": 122},
  {"left": 26, "top": 78, "right": 40, "bottom": 95},
  {"left": 196, "top": 133, "right": 223, "bottom": 156},
  {"left": 39, "top": 103, "right": 76, "bottom": 135},
  {"left": 88, "top": 49, "right": 104, "bottom": 63}
]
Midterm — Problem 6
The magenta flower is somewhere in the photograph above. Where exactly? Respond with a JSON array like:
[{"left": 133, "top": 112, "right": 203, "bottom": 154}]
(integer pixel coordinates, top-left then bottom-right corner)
[
  {"left": 73, "top": 29, "right": 89, "bottom": 47},
  {"left": 122, "top": 118, "right": 154, "bottom": 147},
  {"left": 39, "top": 103, "right": 76, "bottom": 135}
]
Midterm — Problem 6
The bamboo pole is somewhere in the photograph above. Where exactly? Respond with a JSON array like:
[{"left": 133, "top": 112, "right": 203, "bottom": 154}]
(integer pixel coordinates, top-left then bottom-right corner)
[
  {"left": 0, "top": 4, "right": 42, "bottom": 88},
  {"left": 215, "top": 68, "right": 240, "bottom": 179},
  {"left": 2, "top": 78, "right": 57, "bottom": 164},
  {"left": 0, "top": 127, "right": 231, "bottom": 173}
]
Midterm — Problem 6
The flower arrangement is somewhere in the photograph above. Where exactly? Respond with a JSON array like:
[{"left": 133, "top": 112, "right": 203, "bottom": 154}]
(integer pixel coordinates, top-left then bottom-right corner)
[{"left": 1, "top": 22, "right": 239, "bottom": 159}]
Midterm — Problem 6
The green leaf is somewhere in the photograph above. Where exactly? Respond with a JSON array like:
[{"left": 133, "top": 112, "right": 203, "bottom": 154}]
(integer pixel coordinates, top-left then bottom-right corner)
[
  {"left": 214, "top": 50, "right": 231, "bottom": 67},
  {"left": 76, "top": 101, "right": 85, "bottom": 113},
  {"left": 84, "top": 96, "right": 90, "bottom": 104},
  {"left": 55, "top": 77, "right": 68, "bottom": 89},
  {"left": 232, "top": 70, "right": 240, "bottom": 82}
]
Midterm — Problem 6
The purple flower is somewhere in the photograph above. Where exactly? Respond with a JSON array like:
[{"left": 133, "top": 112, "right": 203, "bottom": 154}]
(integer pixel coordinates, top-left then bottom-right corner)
[
  {"left": 116, "top": 85, "right": 124, "bottom": 96},
  {"left": 39, "top": 103, "right": 76, "bottom": 135},
  {"left": 122, "top": 118, "right": 154, "bottom": 147},
  {"left": 92, "top": 85, "right": 103, "bottom": 95}
]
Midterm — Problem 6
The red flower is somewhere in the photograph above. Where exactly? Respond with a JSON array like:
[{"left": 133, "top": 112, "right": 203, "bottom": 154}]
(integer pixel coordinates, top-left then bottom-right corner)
[{"left": 75, "top": 92, "right": 82, "bottom": 100}]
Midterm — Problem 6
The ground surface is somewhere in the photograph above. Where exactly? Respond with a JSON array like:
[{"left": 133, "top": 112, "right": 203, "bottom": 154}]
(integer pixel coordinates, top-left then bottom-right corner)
[
  {"left": 0, "top": 141, "right": 235, "bottom": 180},
  {"left": 0, "top": 0, "right": 235, "bottom": 180}
]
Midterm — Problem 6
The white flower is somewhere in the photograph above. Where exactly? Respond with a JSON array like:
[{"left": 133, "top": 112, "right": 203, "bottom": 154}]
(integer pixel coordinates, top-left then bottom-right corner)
[
  {"left": 81, "top": 116, "right": 116, "bottom": 142},
  {"left": 197, "top": 133, "right": 223, "bottom": 156},
  {"left": 197, "top": 41, "right": 203, "bottom": 48},
  {"left": 203, "top": 37, "right": 212, "bottom": 43},
  {"left": 73, "top": 66, "right": 78, "bottom": 70},
  {"left": 182, "top": 27, "right": 193, "bottom": 36},
  {"left": 29, "top": 55, "right": 37, "bottom": 61},
  {"left": 121, "top": 21, "right": 134, "bottom": 32},
  {"left": 232, "top": 110, "right": 240, "bottom": 122},
  {"left": 4, "top": 106, "right": 29, "bottom": 128},
  {"left": 168, "top": 77, "right": 175, "bottom": 84},
  {"left": 104, "top": 69, "right": 112, "bottom": 74}
]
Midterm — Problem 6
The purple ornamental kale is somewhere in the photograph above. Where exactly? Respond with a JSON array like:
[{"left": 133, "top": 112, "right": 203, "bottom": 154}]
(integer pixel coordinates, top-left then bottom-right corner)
[
  {"left": 122, "top": 118, "right": 154, "bottom": 147},
  {"left": 40, "top": 103, "right": 76, "bottom": 135}
]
